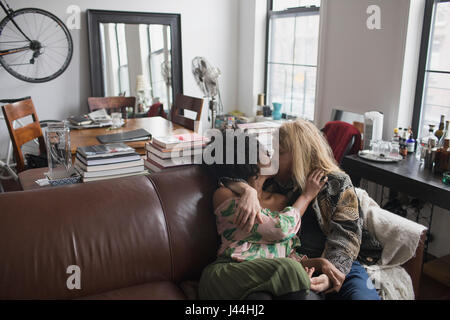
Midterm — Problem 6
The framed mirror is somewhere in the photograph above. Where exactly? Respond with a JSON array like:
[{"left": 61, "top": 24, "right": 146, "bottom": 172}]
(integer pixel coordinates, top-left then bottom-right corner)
[{"left": 87, "top": 10, "right": 183, "bottom": 113}]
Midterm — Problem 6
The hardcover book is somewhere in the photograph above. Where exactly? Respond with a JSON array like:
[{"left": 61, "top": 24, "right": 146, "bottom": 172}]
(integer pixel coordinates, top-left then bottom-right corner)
[
  {"left": 152, "top": 133, "right": 209, "bottom": 149},
  {"left": 96, "top": 129, "right": 151, "bottom": 144},
  {"left": 77, "top": 143, "right": 135, "bottom": 159}
]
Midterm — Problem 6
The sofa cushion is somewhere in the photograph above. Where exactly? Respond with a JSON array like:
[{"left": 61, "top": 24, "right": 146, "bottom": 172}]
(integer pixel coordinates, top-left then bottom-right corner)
[{"left": 78, "top": 281, "right": 186, "bottom": 300}]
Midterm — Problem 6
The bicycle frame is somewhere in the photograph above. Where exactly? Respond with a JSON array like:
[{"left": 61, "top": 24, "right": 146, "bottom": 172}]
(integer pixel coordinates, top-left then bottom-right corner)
[{"left": 0, "top": 0, "right": 31, "bottom": 42}]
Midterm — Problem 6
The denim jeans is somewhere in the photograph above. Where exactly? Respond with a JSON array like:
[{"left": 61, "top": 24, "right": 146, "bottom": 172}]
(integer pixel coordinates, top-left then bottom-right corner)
[{"left": 327, "top": 261, "right": 381, "bottom": 300}]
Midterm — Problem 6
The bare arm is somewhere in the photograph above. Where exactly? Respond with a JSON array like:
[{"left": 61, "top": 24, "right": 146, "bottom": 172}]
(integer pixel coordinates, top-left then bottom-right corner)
[
  {"left": 291, "top": 169, "right": 328, "bottom": 216},
  {"left": 220, "top": 181, "right": 263, "bottom": 232}
]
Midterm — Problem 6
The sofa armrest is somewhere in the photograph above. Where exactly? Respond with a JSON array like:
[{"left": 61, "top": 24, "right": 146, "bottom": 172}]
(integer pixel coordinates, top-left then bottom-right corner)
[{"left": 401, "top": 230, "right": 426, "bottom": 299}]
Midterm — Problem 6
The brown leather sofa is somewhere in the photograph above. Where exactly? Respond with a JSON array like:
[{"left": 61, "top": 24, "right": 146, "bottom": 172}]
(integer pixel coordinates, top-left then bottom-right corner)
[{"left": 0, "top": 166, "right": 425, "bottom": 299}]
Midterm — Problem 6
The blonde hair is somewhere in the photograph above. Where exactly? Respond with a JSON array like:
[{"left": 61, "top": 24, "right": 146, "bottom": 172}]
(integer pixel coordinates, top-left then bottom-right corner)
[{"left": 279, "top": 119, "right": 342, "bottom": 190}]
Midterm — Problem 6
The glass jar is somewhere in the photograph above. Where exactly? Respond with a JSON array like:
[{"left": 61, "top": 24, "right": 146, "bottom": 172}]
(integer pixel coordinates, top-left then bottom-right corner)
[{"left": 45, "top": 121, "right": 72, "bottom": 179}]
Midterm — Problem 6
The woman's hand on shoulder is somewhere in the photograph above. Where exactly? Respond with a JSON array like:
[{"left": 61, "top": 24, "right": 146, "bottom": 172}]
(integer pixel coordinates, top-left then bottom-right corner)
[
  {"left": 303, "top": 169, "right": 328, "bottom": 201},
  {"left": 233, "top": 185, "right": 263, "bottom": 232}
]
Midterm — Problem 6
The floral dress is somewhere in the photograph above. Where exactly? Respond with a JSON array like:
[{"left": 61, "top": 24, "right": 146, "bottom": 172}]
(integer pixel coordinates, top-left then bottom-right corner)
[{"left": 198, "top": 197, "right": 310, "bottom": 300}]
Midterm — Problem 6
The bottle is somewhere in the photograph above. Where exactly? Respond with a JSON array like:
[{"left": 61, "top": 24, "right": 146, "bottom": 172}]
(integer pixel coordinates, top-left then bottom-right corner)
[
  {"left": 434, "top": 136, "right": 450, "bottom": 175},
  {"left": 406, "top": 128, "right": 416, "bottom": 154},
  {"left": 424, "top": 134, "right": 438, "bottom": 170},
  {"left": 437, "top": 120, "right": 449, "bottom": 148},
  {"left": 418, "top": 126, "right": 436, "bottom": 163},
  {"left": 401, "top": 128, "right": 409, "bottom": 157},
  {"left": 392, "top": 128, "right": 400, "bottom": 143},
  {"left": 435, "top": 115, "right": 445, "bottom": 140}
]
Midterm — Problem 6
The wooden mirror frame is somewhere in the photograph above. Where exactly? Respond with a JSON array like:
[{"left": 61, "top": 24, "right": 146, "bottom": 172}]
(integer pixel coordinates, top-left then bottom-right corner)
[{"left": 86, "top": 9, "right": 183, "bottom": 105}]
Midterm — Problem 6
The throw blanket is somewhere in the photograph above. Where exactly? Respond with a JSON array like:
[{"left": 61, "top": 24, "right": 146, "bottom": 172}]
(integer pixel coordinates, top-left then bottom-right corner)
[{"left": 356, "top": 188, "right": 427, "bottom": 300}]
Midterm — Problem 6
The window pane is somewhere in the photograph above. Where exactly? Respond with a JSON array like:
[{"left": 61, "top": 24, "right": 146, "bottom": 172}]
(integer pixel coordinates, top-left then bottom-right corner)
[
  {"left": 420, "top": 72, "right": 450, "bottom": 135},
  {"left": 273, "top": 0, "right": 320, "bottom": 11},
  {"left": 269, "top": 16, "right": 295, "bottom": 64},
  {"left": 267, "top": 63, "right": 293, "bottom": 114},
  {"left": 294, "top": 13, "right": 320, "bottom": 66},
  {"left": 428, "top": 1, "right": 450, "bottom": 72},
  {"left": 267, "top": 10, "right": 320, "bottom": 118},
  {"left": 116, "top": 24, "right": 128, "bottom": 65},
  {"left": 149, "top": 25, "right": 164, "bottom": 52},
  {"left": 119, "top": 66, "right": 130, "bottom": 95},
  {"left": 291, "top": 66, "right": 317, "bottom": 120}
]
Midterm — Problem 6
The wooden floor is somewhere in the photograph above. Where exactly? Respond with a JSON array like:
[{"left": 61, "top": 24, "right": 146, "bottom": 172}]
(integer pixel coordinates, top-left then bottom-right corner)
[{"left": 1, "top": 177, "right": 449, "bottom": 300}]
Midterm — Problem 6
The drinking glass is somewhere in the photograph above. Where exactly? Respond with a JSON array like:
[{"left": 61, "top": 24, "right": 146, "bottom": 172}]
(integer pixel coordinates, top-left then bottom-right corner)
[
  {"left": 111, "top": 112, "right": 122, "bottom": 129},
  {"left": 390, "top": 142, "right": 400, "bottom": 158},
  {"left": 370, "top": 140, "right": 380, "bottom": 155},
  {"left": 379, "top": 141, "right": 391, "bottom": 157},
  {"left": 45, "top": 122, "right": 72, "bottom": 179}
]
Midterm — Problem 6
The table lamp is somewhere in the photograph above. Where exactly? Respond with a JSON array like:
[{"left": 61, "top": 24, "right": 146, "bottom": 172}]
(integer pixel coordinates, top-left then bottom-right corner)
[{"left": 136, "top": 75, "right": 151, "bottom": 112}]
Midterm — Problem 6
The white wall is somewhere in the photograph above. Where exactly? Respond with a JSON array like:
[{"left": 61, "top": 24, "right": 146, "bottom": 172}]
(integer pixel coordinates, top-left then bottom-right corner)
[
  {"left": 316, "top": 0, "right": 411, "bottom": 140},
  {"left": 0, "top": 0, "right": 239, "bottom": 158},
  {"left": 236, "top": 0, "right": 267, "bottom": 116}
]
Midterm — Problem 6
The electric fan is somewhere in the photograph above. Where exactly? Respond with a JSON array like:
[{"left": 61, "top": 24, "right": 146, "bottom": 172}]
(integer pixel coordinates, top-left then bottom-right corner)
[{"left": 191, "top": 56, "right": 223, "bottom": 128}]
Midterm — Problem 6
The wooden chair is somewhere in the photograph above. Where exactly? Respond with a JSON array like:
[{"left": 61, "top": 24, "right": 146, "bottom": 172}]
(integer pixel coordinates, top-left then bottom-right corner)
[
  {"left": 170, "top": 94, "right": 204, "bottom": 132},
  {"left": 87, "top": 97, "right": 136, "bottom": 119},
  {"left": 1, "top": 98, "right": 46, "bottom": 173}
]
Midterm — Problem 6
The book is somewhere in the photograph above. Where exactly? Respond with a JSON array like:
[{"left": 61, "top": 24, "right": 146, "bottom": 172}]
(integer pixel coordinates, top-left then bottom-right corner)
[
  {"left": 147, "top": 152, "right": 194, "bottom": 168},
  {"left": 145, "top": 142, "right": 204, "bottom": 159},
  {"left": 144, "top": 158, "right": 163, "bottom": 173},
  {"left": 152, "top": 133, "right": 209, "bottom": 149},
  {"left": 76, "top": 153, "right": 141, "bottom": 166},
  {"left": 74, "top": 158, "right": 144, "bottom": 172},
  {"left": 236, "top": 121, "right": 281, "bottom": 131},
  {"left": 75, "top": 164, "right": 145, "bottom": 178},
  {"left": 68, "top": 115, "right": 92, "bottom": 126},
  {"left": 82, "top": 171, "right": 148, "bottom": 182},
  {"left": 96, "top": 129, "right": 152, "bottom": 144},
  {"left": 77, "top": 143, "right": 135, "bottom": 159}
]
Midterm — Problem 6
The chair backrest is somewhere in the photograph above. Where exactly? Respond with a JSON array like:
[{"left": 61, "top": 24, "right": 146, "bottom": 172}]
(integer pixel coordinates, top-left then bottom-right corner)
[
  {"left": 1, "top": 98, "right": 46, "bottom": 172},
  {"left": 322, "top": 120, "right": 362, "bottom": 165},
  {"left": 87, "top": 97, "right": 136, "bottom": 119},
  {"left": 170, "top": 94, "right": 204, "bottom": 131}
]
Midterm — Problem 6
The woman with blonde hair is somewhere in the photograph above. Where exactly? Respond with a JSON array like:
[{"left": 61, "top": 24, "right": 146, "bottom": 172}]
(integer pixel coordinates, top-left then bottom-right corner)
[{"left": 221, "top": 119, "right": 381, "bottom": 300}]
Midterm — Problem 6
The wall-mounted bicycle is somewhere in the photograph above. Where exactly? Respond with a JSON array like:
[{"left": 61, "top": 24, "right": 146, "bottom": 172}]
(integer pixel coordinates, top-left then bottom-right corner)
[{"left": 0, "top": 0, "right": 73, "bottom": 83}]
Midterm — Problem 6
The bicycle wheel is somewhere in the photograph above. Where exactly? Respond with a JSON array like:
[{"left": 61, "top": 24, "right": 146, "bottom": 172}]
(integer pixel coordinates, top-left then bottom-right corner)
[{"left": 0, "top": 8, "right": 73, "bottom": 83}]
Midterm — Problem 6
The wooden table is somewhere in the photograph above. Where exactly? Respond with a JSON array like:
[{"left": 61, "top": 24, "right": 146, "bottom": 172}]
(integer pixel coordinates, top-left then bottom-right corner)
[
  {"left": 70, "top": 116, "right": 192, "bottom": 157},
  {"left": 19, "top": 117, "right": 192, "bottom": 191}
]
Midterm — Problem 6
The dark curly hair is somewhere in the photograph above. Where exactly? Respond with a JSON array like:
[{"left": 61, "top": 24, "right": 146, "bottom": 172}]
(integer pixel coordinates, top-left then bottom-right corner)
[{"left": 204, "top": 129, "right": 261, "bottom": 182}]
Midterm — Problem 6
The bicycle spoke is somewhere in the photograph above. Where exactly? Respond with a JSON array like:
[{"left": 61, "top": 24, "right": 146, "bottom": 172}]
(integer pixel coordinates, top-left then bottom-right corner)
[
  {"left": 21, "top": 14, "right": 34, "bottom": 41},
  {"left": 4, "top": 50, "right": 28, "bottom": 65},
  {"left": 37, "top": 19, "right": 54, "bottom": 43},
  {"left": 4, "top": 24, "right": 23, "bottom": 40},
  {"left": 40, "top": 25, "right": 63, "bottom": 44},
  {"left": 0, "top": 40, "right": 29, "bottom": 43},
  {"left": 44, "top": 38, "right": 68, "bottom": 48},
  {"left": 0, "top": 9, "right": 73, "bottom": 82},
  {"left": 47, "top": 47, "right": 67, "bottom": 58}
]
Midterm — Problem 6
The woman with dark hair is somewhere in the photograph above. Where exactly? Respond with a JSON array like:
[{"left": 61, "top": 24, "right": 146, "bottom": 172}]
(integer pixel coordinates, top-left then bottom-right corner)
[{"left": 198, "top": 130, "right": 330, "bottom": 300}]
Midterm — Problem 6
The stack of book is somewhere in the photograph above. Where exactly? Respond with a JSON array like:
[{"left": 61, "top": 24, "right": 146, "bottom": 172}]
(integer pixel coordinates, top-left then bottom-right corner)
[
  {"left": 145, "top": 133, "right": 209, "bottom": 172},
  {"left": 74, "top": 143, "right": 147, "bottom": 182}
]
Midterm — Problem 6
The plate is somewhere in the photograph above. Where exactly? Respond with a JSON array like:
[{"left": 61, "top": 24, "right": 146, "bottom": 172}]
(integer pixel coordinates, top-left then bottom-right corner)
[{"left": 358, "top": 150, "right": 403, "bottom": 163}]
